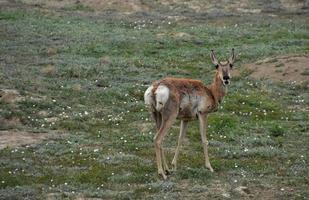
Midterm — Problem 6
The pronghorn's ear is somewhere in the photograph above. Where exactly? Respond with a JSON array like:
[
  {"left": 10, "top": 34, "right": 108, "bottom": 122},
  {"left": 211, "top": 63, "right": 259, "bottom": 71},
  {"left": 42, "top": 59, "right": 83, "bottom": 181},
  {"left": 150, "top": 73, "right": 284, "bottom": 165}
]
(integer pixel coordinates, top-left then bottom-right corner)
[
  {"left": 228, "top": 48, "right": 236, "bottom": 64},
  {"left": 210, "top": 50, "right": 219, "bottom": 66}
]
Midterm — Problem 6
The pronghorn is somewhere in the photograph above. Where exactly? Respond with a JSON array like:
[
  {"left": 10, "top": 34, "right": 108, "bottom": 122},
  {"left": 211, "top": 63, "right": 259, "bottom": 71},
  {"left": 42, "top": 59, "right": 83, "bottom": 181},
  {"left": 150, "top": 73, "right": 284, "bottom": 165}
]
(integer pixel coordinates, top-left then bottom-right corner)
[{"left": 144, "top": 49, "right": 236, "bottom": 179}]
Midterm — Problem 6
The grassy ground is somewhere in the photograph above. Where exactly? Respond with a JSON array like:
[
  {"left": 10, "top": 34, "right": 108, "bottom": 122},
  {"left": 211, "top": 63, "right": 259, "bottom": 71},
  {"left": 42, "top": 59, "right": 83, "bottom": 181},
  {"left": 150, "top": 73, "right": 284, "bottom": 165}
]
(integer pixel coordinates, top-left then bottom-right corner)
[{"left": 0, "top": 1, "right": 309, "bottom": 199}]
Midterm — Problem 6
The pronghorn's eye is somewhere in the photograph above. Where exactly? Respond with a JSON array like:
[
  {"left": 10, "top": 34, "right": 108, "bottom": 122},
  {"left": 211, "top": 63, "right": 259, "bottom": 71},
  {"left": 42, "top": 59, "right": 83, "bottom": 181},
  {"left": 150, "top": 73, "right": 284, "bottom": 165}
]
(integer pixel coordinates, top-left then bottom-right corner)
[
  {"left": 229, "top": 64, "right": 233, "bottom": 68},
  {"left": 215, "top": 65, "right": 219, "bottom": 69}
]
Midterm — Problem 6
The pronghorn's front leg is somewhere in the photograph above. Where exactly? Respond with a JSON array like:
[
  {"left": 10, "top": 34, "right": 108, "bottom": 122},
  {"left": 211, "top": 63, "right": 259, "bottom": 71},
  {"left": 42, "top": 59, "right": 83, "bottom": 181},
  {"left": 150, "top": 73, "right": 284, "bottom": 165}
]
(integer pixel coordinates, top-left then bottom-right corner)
[
  {"left": 198, "top": 113, "right": 214, "bottom": 172},
  {"left": 172, "top": 120, "right": 188, "bottom": 171}
]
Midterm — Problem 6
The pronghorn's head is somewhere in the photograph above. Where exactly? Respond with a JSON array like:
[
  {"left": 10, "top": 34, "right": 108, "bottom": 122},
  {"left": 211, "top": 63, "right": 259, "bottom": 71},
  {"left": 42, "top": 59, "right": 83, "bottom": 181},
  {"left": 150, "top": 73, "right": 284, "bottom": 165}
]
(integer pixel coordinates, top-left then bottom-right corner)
[{"left": 210, "top": 49, "right": 236, "bottom": 86}]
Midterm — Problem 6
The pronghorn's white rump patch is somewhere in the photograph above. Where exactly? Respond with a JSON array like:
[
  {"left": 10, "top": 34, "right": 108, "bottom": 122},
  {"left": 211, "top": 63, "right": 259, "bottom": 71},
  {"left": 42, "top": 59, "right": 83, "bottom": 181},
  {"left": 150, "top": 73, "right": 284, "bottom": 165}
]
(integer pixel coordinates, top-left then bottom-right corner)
[
  {"left": 144, "top": 85, "right": 154, "bottom": 106},
  {"left": 155, "top": 85, "right": 169, "bottom": 111}
]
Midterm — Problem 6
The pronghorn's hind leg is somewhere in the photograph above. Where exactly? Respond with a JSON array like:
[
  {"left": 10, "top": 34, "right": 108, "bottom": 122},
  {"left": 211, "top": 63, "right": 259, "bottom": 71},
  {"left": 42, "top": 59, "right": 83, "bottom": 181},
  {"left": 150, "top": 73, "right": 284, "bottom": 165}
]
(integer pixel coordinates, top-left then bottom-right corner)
[
  {"left": 172, "top": 120, "right": 189, "bottom": 171},
  {"left": 161, "top": 145, "right": 171, "bottom": 175},
  {"left": 152, "top": 112, "right": 170, "bottom": 174},
  {"left": 151, "top": 111, "right": 162, "bottom": 131},
  {"left": 153, "top": 105, "right": 178, "bottom": 179}
]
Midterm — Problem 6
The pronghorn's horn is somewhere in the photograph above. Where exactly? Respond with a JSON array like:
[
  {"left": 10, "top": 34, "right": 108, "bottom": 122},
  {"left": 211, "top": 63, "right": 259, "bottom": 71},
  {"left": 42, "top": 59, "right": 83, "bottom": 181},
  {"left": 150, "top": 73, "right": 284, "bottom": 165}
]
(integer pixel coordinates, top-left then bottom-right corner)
[
  {"left": 228, "top": 48, "right": 236, "bottom": 64},
  {"left": 210, "top": 50, "right": 219, "bottom": 66}
]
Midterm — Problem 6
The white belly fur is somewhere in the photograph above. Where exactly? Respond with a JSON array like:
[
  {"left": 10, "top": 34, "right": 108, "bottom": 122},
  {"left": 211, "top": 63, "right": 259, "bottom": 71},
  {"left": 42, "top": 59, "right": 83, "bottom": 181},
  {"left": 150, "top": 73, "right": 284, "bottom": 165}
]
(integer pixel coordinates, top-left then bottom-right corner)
[{"left": 179, "top": 94, "right": 207, "bottom": 117}]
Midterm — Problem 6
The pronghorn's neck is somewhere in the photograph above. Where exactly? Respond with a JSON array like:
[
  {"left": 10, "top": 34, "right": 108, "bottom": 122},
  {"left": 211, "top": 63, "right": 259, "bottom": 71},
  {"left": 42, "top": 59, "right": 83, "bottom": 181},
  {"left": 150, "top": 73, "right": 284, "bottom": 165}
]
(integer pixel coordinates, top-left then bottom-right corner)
[{"left": 208, "top": 71, "right": 227, "bottom": 105}]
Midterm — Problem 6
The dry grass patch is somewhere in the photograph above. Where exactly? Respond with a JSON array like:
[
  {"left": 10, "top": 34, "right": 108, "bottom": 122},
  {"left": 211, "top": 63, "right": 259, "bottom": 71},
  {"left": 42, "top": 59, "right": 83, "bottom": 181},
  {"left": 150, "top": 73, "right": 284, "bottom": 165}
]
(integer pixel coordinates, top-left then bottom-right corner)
[
  {"left": 0, "top": 130, "right": 49, "bottom": 149},
  {"left": 71, "top": 83, "right": 82, "bottom": 91},
  {"left": 47, "top": 47, "right": 58, "bottom": 56},
  {"left": 41, "top": 64, "right": 57, "bottom": 76}
]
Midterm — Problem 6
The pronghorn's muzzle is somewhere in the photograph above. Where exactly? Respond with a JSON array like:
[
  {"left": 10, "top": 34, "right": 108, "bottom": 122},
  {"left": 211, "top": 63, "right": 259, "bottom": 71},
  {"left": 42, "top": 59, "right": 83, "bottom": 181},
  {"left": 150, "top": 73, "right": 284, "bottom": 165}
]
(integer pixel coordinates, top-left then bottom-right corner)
[{"left": 223, "top": 75, "right": 230, "bottom": 85}]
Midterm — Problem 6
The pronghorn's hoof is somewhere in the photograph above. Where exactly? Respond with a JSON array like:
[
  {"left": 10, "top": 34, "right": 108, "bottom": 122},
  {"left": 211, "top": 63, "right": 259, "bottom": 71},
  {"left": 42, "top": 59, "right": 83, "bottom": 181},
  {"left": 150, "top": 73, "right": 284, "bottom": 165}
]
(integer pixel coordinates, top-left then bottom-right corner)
[
  {"left": 163, "top": 165, "right": 171, "bottom": 173},
  {"left": 165, "top": 169, "right": 172, "bottom": 175},
  {"left": 158, "top": 172, "right": 167, "bottom": 180},
  {"left": 206, "top": 165, "right": 214, "bottom": 172},
  {"left": 171, "top": 162, "right": 177, "bottom": 171}
]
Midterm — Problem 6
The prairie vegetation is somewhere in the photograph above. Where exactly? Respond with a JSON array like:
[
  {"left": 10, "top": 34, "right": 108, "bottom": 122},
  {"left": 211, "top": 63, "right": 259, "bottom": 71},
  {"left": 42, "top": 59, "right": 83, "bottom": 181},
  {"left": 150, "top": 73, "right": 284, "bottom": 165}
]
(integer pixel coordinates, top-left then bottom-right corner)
[{"left": 0, "top": 0, "right": 308, "bottom": 199}]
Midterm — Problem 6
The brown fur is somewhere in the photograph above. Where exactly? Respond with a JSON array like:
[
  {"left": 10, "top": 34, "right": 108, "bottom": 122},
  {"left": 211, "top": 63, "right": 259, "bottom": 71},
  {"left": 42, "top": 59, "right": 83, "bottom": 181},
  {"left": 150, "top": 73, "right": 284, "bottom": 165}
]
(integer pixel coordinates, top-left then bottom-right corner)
[{"left": 209, "top": 71, "right": 227, "bottom": 104}]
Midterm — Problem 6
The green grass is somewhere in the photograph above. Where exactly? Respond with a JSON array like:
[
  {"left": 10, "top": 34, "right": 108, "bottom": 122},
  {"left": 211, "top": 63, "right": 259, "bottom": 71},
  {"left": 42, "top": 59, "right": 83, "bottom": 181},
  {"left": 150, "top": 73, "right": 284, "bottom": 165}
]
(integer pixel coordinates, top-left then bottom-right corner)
[{"left": 0, "top": 3, "right": 309, "bottom": 200}]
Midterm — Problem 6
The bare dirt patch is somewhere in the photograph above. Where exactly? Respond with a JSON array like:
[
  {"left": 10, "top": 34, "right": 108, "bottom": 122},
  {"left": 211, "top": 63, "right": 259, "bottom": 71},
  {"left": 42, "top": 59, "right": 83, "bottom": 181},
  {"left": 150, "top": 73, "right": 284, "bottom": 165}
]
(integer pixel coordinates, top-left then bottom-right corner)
[
  {"left": 0, "top": 117, "right": 23, "bottom": 129},
  {"left": 0, "top": 89, "right": 24, "bottom": 103},
  {"left": 19, "top": 0, "right": 150, "bottom": 13},
  {"left": 237, "top": 54, "right": 309, "bottom": 86},
  {"left": 0, "top": 130, "right": 51, "bottom": 149}
]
